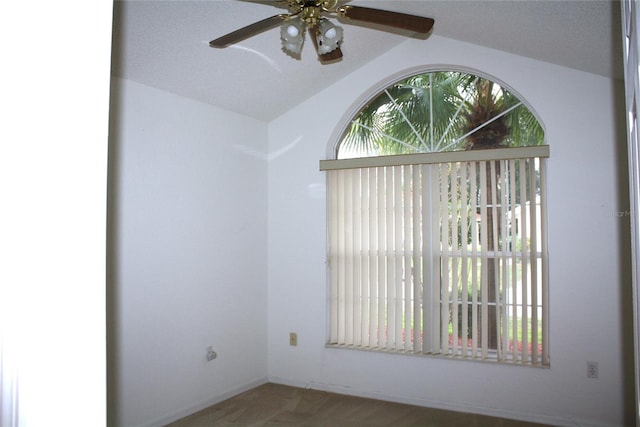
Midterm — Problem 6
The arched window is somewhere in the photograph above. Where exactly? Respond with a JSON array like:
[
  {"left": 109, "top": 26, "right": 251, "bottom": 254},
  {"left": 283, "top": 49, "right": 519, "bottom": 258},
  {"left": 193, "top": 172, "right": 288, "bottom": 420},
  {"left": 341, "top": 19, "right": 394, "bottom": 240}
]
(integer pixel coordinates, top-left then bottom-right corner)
[
  {"left": 320, "top": 70, "right": 549, "bottom": 366},
  {"left": 338, "top": 70, "right": 544, "bottom": 158}
]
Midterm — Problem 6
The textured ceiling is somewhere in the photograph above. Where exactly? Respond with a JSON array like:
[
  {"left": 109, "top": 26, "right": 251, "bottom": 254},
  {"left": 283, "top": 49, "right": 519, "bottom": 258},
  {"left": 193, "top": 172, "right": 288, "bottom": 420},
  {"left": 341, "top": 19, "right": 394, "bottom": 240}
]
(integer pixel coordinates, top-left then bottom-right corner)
[{"left": 111, "top": 0, "right": 623, "bottom": 121}]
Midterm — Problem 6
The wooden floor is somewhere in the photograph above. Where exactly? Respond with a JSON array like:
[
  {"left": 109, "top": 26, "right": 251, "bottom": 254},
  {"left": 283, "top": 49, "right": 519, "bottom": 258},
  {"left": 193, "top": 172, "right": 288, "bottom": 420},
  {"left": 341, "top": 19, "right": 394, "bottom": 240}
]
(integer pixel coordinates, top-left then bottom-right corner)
[{"left": 167, "top": 383, "right": 551, "bottom": 427}]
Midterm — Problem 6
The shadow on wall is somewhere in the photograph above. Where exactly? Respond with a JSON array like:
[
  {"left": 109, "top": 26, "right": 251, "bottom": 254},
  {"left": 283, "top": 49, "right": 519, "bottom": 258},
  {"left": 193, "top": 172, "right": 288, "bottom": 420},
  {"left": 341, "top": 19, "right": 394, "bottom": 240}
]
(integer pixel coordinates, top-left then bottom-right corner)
[{"left": 106, "top": 77, "right": 122, "bottom": 427}]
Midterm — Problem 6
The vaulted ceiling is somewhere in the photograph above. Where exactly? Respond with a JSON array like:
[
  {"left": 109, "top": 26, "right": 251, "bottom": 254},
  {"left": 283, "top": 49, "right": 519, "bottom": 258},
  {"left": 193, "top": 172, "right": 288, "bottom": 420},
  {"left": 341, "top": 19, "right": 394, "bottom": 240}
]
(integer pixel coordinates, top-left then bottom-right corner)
[{"left": 111, "top": 0, "right": 623, "bottom": 121}]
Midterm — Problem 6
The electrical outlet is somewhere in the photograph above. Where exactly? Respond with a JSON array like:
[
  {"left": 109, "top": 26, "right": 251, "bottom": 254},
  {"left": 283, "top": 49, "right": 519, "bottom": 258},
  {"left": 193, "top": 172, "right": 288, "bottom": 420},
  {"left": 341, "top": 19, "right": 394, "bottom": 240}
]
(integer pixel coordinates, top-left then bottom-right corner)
[
  {"left": 289, "top": 332, "right": 298, "bottom": 346},
  {"left": 206, "top": 346, "right": 217, "bottom": 361},
  {"left": 587, "top": 361, "right": 598, "bottom": 379}
]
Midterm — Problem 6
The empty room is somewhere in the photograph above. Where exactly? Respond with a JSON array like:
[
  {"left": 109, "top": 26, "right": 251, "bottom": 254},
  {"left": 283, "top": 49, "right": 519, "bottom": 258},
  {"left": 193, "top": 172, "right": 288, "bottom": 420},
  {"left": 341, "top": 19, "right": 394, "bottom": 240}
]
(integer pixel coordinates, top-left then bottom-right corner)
[{"left": 105, "top": 1, "right": 636, "bottom": 426}]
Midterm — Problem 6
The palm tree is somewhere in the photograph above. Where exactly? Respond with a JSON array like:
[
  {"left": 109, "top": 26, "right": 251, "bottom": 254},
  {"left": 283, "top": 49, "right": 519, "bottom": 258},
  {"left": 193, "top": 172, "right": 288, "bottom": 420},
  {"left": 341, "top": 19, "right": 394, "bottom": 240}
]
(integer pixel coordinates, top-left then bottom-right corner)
[{"left": 463, "top": 78, "right": 506, "bottom": 350}]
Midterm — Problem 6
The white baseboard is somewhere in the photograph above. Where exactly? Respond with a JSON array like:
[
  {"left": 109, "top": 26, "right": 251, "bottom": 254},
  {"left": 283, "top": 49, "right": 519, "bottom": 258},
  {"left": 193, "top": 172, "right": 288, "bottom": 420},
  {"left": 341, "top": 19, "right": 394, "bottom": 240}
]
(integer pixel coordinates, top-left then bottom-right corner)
[{"left": 139, "top": 376, "right": 269, "bottom": 427}]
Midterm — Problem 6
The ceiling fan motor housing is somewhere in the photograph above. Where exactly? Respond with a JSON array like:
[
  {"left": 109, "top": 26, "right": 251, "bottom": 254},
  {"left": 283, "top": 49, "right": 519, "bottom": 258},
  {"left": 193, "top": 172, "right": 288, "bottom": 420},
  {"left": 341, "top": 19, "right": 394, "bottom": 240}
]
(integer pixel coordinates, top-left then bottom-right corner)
[{"left": 300, "top": 4, "right": 322, "bottom": 27}]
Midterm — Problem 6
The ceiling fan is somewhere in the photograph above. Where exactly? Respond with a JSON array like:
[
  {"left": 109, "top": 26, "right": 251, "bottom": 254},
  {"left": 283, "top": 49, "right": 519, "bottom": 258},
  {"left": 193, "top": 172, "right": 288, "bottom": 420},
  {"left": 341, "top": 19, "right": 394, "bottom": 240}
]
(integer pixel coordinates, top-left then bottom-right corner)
[{"left": 209, "top": 0, "right": 435, "bottom": 64}]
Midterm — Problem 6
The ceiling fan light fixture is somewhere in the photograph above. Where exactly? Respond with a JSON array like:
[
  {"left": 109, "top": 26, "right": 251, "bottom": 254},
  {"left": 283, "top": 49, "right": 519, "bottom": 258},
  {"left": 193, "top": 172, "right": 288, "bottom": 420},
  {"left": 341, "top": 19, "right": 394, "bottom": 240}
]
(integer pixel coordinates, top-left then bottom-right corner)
[
  {"left": 316, "top": 18, "right": 343, "bottom": 55},
  {"left": 211, "top": 3, "right": 435, "bottom": 64},
  {"left": 280, "top": 18, "right": 306, "bottom": 57}
]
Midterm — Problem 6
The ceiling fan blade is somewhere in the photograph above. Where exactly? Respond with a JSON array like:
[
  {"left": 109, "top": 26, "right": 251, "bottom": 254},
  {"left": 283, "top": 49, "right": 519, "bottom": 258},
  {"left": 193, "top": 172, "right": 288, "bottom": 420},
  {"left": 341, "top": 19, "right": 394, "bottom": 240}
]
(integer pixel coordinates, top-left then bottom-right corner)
[
  {"left": 237, "top": 0, "right": 289, "bottom": 9},
  {"left": 210, "top": 14, "right": 287, "bottom": 47},
  {"left": 338, "top": 5, "right": 434, "bottom": 35}
]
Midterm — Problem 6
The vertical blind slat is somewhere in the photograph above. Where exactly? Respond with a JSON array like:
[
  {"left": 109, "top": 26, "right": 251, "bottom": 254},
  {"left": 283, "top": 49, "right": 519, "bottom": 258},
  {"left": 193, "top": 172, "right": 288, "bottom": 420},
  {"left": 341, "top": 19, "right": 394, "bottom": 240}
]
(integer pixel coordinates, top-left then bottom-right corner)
[
  {"left": 540, "top": 159, "right": 550, "bottom": 366},
  {"left": 421, "top": 164, "right": 433, "bottom": 353},
  {"left": 499, "top": 160, "right": 509, "bottom": 361},
  {"left": 490, "top": 160, "right": 501, "bottom": 359},
  {"left": 329, "top": 170, "right": 339, "bottom": 343},
  {"left": 369, "top": 168, "right": 378, "bottom": 347},
  {"left": 460, "top": 163, "right": 469, "bottom": 357},
  {"left": 479, "top": 161, "right": 489, "bottom": 359},
  {"left": 440, "top": 163, "right": 450, "bottom": 354},
  {"left": 337, "top": 170, "right": 347, "bottom": 344},
  {"left": 431, "top": 165, "right": 442, "bottom": 353},
  {"left": 469, "top": 163, "right": 479, "bottom": 357},
  {"left": 353, "top": 169, "right": 362, "bottom": 346},
  {"left": 344, "top": 168, "right": 354, "bottom": 345},
  {"left": 385, "top": 167, "right": 395, "bottom": 349},
  {"left": 529, "top": 159, "right": 539, "bottom": 365},
  {"left": 451, "top": 163, "right": 459, "bottom": 355},
  {"left": 403, "top": 166, "right": 412, "bottom": 352},
  {"left": 509, "top": 160, "right": 519, "bottom": 362},
  {"left": 519, "top": 160, "right": 529, "bottom": 363},
  {"left": 412, "top": 166, "right": 422, "bottom": 351},
  {"left": 377, "top": 167, "right": 386, "bottom": 348},
  {"left": 394, "top": 166, "right": 404, "bottom": 351},
  {"left": 358, "top": 169, "right": 368, "bottom": 346}
]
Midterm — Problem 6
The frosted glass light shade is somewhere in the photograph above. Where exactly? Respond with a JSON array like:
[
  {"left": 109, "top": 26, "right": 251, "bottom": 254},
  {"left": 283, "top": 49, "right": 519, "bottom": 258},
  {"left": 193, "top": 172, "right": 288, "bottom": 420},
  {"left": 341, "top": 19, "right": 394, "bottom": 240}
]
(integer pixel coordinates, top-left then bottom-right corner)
[
  {"left": 316, "top": 19, "right": 343, "bottom": 54},
  {"left": 280, "top": 18, "right": 305, "bottom": 56}
]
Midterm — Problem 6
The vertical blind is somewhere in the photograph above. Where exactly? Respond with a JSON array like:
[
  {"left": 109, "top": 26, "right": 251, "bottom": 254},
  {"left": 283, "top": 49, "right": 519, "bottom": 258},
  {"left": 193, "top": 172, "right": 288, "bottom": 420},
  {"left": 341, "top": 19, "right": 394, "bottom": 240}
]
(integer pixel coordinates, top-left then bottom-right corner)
[{"left": 321, "top": 146, "right": 549, "bottom": 366}]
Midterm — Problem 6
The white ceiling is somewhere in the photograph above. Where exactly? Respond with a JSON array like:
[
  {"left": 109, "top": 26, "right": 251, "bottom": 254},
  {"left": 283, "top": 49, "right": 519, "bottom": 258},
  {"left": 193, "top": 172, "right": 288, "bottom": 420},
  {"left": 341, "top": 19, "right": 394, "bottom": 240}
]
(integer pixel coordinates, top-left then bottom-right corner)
[{"left": 111, "top": 0, "right": 623, "bottom": 122}]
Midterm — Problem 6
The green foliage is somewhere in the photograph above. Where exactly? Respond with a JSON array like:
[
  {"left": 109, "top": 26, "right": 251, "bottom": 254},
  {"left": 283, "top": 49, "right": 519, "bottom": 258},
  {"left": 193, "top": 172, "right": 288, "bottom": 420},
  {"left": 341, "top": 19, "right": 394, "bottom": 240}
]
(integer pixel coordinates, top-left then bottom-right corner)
[{"left": 338, "top": 71, "right": 544, "bottom": 158}]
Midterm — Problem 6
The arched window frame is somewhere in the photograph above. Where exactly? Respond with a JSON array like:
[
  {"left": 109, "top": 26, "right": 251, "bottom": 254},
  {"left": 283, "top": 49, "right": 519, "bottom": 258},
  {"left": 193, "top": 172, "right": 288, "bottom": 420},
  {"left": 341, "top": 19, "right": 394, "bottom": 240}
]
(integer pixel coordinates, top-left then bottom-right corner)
[{"left": 326, "top": 66, "right": 546, "bottom": 159}]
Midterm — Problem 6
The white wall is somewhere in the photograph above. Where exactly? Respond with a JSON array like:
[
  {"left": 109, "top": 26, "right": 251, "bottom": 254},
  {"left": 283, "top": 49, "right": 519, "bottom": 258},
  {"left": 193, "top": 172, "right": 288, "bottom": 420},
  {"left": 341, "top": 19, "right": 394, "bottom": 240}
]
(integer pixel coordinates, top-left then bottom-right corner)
[
  {"left": 267, "top": 35, "right": 633, "bottom": 426},
  {"left": 109, "top": 78, "right": 269, "bottom": 427}
]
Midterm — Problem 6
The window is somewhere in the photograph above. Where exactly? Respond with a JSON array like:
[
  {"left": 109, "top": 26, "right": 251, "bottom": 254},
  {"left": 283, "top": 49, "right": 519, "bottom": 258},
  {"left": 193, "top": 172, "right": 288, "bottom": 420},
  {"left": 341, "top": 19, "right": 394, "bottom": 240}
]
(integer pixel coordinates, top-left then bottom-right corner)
[{"left": 320, "top": 70, "right": 549, "bottom": 366}]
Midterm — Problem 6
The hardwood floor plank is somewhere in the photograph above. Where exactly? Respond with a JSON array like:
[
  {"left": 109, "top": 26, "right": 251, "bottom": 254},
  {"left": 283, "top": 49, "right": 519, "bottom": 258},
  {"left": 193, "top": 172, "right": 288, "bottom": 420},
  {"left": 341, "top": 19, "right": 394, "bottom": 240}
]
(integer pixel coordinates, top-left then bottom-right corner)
[{"left": 166, "top": 383, "right": 552, "bottom": 427}]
